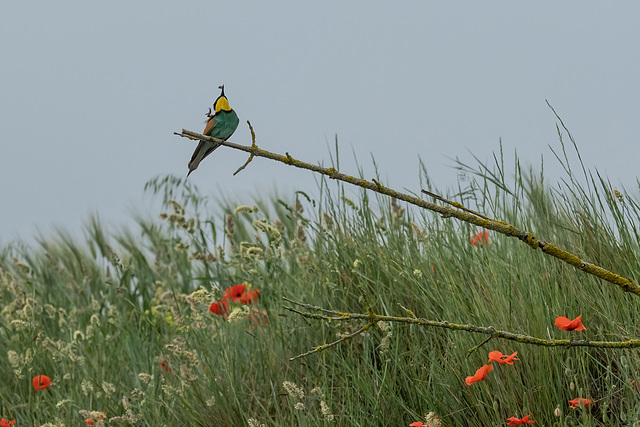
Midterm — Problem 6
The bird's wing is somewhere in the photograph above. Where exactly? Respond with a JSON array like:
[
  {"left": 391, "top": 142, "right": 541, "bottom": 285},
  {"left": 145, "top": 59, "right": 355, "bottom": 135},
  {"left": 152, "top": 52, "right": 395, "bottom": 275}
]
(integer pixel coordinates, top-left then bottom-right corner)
[{"left": 203, "top": 115, "right": 217, "bottom": 136}]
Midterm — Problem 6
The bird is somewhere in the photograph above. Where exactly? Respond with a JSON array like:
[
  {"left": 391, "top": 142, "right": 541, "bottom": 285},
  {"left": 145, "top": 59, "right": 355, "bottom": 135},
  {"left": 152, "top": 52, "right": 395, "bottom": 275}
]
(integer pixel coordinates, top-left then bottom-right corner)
[{"left": 187, "top": 85, "right": 239, "bottom": 176}]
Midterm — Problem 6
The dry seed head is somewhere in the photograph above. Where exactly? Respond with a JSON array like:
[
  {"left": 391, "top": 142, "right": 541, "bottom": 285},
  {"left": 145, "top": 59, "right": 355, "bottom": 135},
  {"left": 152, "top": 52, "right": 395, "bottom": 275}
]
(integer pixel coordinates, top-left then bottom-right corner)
[
  {"left": 102, "top": 382, "right": 116, "bottom": 396},
  {"left": 283, "top": 381, "right": 305, "bottom": 400},
  {"left": 56, "top": 399, "right": 72, "bottom": 408},
  {"left": 168, "top": 199, "right": 184, "bottom": 214},
  {"left": 81, "top": 379, "right": 94, "bottom": 396},
  {"left": 322, "top": 212, "right": 334, "bottom": 228},
  {"left": 228, "top": 306, "right": 250, "bottom": 323},
  {"left": 296, "top": 225, "right": 307, "bottom": 242},
  {"left": 423, "top": 412, "right": 440, "bottom": 427},
  {"left": 226, "top": 214, "right": 235, "bottom": 236},
  {"left": 252, "top": 219, "right": 283, "bottom": 245},
  {"left": 10, "top": 319, "right": 31, "bottom": 331},
  {"left": 273, "top": 219, "right": 285, "bottom": 233},
  {"left": 391, "top": 197, "right": 404, "bottom": 218},
  {"left": 246, "top": 246, "right": 263, "bottom": 256},
  {"left": 317, "top": 402, "right": 333, "bottom": 421},
  {"left": 342, "top": 197, "right": 357, "bottom": 210},
  {"left": 167, "top": 213, "right": 183, "bottom": 223},
  {"left": 7, "top": 350, "right": 21, "bottom": 372},
  {"left": 138, "top": 373, "right": 154, "bottom": 385},
  {"left": 173, "top": 242, "right": 189, "bottom": 252},
  {"left": 187, "top": 288, "right": 212, "bottom": 305},
  {"left": 612, "top": 188, "right": 624, "bottom": 201},
  {"left": 377, "top": 321, "right": 393, "bottom": 354},
  {"left": 248, "top": 418, "right": 267, "bottom": 427},
  {"left": 234, "top": 205, "right": 257, "bottom": 214}
]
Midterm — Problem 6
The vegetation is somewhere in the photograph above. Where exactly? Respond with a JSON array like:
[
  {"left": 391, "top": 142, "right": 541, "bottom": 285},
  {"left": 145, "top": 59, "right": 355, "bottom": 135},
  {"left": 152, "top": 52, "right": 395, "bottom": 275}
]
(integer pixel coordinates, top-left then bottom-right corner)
[{"left": 2, "top": 131, "right": 640, "bottom": 426}]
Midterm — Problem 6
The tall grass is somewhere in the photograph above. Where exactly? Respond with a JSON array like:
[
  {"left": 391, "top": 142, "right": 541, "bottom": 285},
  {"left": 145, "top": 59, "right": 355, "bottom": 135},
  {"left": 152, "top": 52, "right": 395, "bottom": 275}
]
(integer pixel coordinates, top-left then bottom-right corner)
[{"left": 2, "top": 135, "right": 640, "bottom": 426}]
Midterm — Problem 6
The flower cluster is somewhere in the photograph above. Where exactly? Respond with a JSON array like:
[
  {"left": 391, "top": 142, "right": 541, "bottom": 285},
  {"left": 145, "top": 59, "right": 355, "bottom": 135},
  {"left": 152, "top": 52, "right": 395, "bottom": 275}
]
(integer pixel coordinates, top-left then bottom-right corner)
[
  {"left": 460, "top": 314, "right": 594, "bottom": 424},
  {"left": 470, "top": 230, "right": 490, "bottom": 247},
  {"left": 85, "top": 411, "right": 106, "bottom": 425},
  {"left": 466, "top": 350, "right": 519, "bottom": 386},
  {"left": 556, "top": 315, "right": 592, "bottom": 412},
  {"left": 209, "top": 283, "right": 267, "bottom": 325}
]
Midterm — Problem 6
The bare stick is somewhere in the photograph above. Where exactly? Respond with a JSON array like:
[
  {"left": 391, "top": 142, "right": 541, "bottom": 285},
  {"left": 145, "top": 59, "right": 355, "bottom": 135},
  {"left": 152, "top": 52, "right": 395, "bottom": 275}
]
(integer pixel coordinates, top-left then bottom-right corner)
[
  {"left": 283, "top": 299, "right": 640, "bottom": 350},
  {"left": 174, "top": 127, "right": 640, "bottom": 297}
]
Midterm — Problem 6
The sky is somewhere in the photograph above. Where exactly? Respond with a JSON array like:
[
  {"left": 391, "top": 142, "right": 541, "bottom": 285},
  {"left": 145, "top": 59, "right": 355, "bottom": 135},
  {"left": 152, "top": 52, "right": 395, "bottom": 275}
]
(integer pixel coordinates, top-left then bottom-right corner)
[{"left": 2, "top": 2, "right": 640, "bottom": 245}]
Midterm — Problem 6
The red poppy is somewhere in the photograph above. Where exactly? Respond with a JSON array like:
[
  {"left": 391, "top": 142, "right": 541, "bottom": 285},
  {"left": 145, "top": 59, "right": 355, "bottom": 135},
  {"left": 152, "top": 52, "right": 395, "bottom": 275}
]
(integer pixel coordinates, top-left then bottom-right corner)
[
  {"left": 240, "top": 289, "right": 260, "bottom": 304},
  {"left": 470, "top": 231, "right": 490, "bottom": 247},
  {"left": 465, "top": 364, "right": 493, "bottom": 386},
  {"left": 32, "top": 374, "right": 51, "bottom": 391},
  {"left": 507, "top": 414, "right": 535, "bottom": 425},
  {"left": 209, "top": 299, "right": 229, "bottom": 318},
  {"left": 1, "top": 419, "right": 16, "bottom": 427},
  {"left": 487, "top": 350, "right": 519, "bottom": 365},
  {"left": 568, "top": 398, "right": 592, "bottom": 408},
  {"left": 409, "top": 422, "right": 425, "bottom": 427},
  {"left": 555, "top": 314, "right": 587, "bottom": 331},
  {"left": 159, "top": 360, "right": 172, "bottom": 373},
  {"left": 222, "top": 284, "right": 246, "bottom": 302},
  {"left": 85, "top": 412, "right": 105, "bottom": 425}
]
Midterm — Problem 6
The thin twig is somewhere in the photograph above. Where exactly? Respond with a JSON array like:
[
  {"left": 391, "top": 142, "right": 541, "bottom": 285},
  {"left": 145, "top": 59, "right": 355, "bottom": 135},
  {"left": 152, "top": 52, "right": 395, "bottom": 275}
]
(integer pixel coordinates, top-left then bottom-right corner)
[
  {"left": 233, "top": 121, "right": 258, "bottom": 176},
  {"left": 289, "top": 321, "right": 377, "bottom": 361},
  {"left": 174, "top": 128, "right": 640, "bottom": 297},
  {"left": 421, "top": 189, "right": 489, "bottom": 220},
  {"left": 467, "top": 336, "right": 493, "bottom": 356}
]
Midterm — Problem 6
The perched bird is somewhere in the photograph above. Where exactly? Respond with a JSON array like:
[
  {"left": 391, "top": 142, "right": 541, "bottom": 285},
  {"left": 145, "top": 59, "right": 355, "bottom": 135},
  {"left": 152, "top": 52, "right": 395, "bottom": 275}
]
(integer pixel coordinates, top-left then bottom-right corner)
[{"left": 187, "top": 85, "right": 239, "bottom": 176}]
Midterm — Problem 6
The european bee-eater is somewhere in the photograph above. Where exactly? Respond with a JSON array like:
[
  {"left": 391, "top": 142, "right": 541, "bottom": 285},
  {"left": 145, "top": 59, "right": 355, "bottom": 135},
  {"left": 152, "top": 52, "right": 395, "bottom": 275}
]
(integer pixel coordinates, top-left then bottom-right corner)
[{"left": 187, "top": 85, "right": 239, "bottom": 176}]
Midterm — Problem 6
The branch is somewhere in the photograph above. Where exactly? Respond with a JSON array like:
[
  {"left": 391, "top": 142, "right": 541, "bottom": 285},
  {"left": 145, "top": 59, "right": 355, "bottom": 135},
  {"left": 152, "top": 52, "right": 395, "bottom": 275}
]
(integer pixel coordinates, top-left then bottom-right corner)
[
  {"left": 174, "top": 127, "right": 640, "bottom": 297},
  {"left": 283, "top": 297, "right": 640, "bottom": 360}
]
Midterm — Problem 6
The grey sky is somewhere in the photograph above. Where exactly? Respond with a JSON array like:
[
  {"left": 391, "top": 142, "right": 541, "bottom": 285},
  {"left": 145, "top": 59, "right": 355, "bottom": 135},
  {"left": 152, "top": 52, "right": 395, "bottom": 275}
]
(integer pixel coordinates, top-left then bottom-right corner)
[{"left": 2, "top": 2, "right": 639, "bottom": 245}]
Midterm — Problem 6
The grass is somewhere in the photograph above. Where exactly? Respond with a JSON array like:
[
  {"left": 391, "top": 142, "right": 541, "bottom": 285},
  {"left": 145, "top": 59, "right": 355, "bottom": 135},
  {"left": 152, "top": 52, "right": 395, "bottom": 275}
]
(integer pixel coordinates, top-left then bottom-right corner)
[{"left": 2, "top": 133, "right": 640, "bottom": 426}]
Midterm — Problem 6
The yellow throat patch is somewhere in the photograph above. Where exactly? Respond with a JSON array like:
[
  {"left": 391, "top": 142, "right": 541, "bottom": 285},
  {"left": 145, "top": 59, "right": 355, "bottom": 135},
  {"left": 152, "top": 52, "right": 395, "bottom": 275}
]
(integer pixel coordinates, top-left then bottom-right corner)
[{"left": 215, "top": 96, "right": 232, "bottom": 112}]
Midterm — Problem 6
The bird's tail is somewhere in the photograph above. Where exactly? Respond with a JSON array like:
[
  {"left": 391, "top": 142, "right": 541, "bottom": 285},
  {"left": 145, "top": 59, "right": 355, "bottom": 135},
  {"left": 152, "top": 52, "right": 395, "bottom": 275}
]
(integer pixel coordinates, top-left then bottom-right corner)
[{"left": 187, "top": 141, "right": 219, "bottom": 176}]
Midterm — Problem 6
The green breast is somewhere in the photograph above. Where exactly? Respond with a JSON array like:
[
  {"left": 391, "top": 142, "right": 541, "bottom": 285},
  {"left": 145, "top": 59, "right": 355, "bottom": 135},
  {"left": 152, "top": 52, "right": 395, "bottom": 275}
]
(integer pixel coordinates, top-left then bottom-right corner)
[{"left": 208, "top": 109, "right": 239, "bottom": 140}]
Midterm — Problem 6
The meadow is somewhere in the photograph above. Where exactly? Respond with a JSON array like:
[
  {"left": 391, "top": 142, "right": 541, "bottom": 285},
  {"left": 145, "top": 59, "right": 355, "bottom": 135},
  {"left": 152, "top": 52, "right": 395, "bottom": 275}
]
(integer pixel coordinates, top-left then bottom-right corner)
[{"left": 2, "top": 132, "right": 640, "bottom": 426}]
